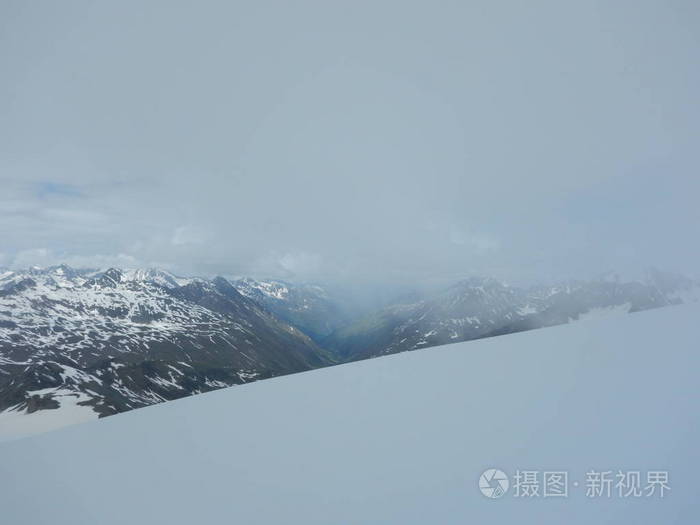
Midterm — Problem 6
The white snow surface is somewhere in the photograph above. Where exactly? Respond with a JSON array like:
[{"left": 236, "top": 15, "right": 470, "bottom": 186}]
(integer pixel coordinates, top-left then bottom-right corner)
[
  {"left": 0, "top": 389, "right": 98, "bottom": 441},
  {"left": 0, "top": 304, "right": 698, "bottom": 524}
]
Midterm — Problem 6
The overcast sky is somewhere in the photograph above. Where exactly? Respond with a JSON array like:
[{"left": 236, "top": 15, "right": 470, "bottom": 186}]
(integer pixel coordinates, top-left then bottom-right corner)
[{"left": 1, "top": 0, "right": 699, "bottom": 285}]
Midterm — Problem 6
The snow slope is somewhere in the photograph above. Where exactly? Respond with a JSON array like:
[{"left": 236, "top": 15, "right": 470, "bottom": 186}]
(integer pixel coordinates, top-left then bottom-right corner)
[
  {"left": 0, "top": 304, "right": 698, "bottom": 524},
  {"left": 0, "top": 388, "right": 99, "bottom": 440}
]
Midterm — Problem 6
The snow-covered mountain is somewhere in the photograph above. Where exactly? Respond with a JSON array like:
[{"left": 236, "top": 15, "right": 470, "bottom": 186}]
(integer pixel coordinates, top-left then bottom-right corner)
[
  {"left": 0, "top": 266, "right": 331, "bottom": 430},
  {"left": 324, "top": 272, "right": 699, "bottom": 360},
  {"left": 1, "top": 264, "right": 697, "bottom": 438},
  {"left": 1, "top": 303, "right": 697, "bottom": 524},
  {"left": 233, "top": 277, "right": 348, "bottom": 340}
]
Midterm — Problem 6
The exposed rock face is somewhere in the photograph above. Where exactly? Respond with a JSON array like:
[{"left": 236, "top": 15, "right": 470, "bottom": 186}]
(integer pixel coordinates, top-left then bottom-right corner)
[{"left": 0, "top": 266, "right": 333, "bottom": 419}]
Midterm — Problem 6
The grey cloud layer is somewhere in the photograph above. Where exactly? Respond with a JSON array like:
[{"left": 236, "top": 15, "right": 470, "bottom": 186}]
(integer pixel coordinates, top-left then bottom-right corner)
[{"left": 1, "top": 0, "right": 699, "bottom": 283}]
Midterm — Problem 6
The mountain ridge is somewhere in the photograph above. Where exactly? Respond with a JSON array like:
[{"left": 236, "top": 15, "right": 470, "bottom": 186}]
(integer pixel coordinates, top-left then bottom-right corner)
[
  {"left": 1, "top": 264, "right": 697, "bottom": 437},
  {"left": 0, "top": 265, "right": 333, "bottom": 429}
]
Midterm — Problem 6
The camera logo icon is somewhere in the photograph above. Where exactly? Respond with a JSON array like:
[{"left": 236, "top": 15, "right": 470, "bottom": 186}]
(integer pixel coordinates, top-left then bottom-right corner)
[{"left": 479, "top": 469, "right": 509, "bottom": 498}]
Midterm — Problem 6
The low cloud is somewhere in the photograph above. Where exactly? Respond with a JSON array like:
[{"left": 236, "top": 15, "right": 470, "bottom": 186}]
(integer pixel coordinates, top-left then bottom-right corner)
[
  {"left": 7, "top": 249, "right": 142, "bottom": 271},
  {"left": 0, "top": 2, "right": 698, "bottom": 284},
  {"left": 171, "top": 226, "right": 208, "bottom": 247}
]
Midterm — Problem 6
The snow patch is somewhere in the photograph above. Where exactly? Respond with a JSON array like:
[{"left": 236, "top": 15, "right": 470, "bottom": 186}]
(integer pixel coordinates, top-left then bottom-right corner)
[{"left": 0, "top": 389, "right": 99, "bottom": 442}]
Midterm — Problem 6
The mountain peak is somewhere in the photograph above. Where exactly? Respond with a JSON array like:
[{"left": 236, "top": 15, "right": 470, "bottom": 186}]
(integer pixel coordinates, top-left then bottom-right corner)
[{"left": 103, "top": 267, "right": 124, "bottom": 283}]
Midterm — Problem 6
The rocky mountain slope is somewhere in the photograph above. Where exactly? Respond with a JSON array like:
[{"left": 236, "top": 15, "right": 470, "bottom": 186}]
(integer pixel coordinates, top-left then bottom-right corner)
[
  {"left": 232, "top": 277, "right": 348, "bottom": 341},
  {"left": 0, "top": 266, "right": 332, "bottom": 421},
  {"left": 1, "top": 264, "right": 696, "bottom": 434},
  {"left": 323, "top": 271, "right": 699, "bottom": 361}
]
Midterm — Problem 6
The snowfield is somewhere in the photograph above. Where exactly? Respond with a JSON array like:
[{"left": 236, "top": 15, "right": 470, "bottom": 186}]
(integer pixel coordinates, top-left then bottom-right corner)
[
  {"left": 0, "top": 303, "right": 698, "bottom": 524},
  {"left": 0, "top": 387, "right": 99, "bottom": 440}
]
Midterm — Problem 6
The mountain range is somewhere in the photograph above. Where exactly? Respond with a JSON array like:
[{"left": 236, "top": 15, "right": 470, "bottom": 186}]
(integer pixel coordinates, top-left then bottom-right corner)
[
  {"left": 322, "top": 270, "right": 698, "bottom": 361},
  {"left": 0, "top": 266, "right": 331, "bottom": 423},
  {"left": 0, "top": 264, "right": 697, "bottom": 433}
]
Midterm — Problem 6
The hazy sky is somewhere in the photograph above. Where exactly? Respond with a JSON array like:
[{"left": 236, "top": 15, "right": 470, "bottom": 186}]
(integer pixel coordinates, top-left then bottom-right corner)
[{"left": 1, "top": 0, "right": 699, "bottom": 284}]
